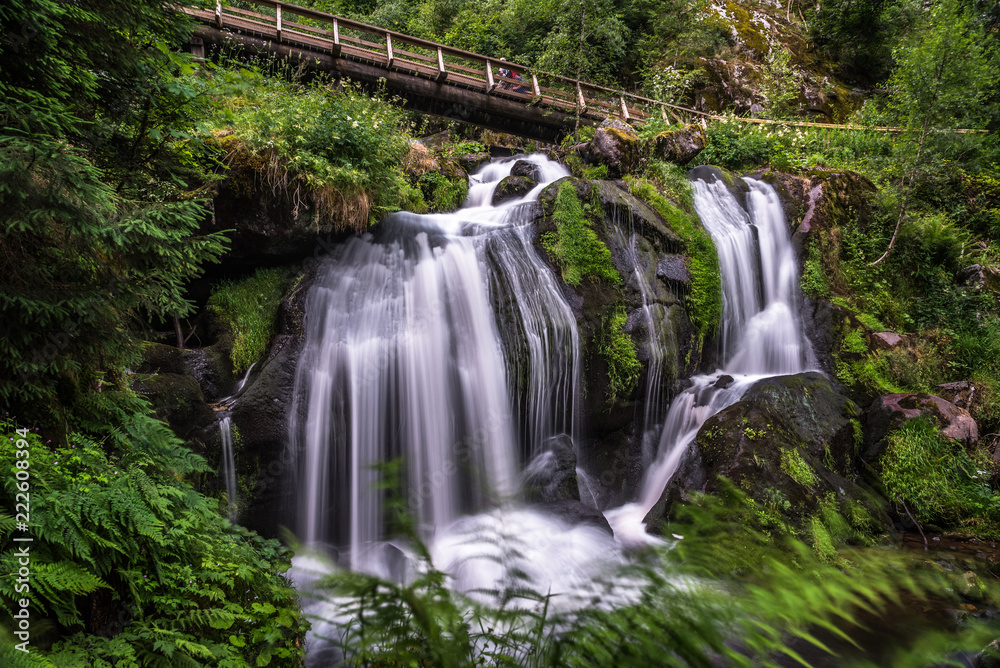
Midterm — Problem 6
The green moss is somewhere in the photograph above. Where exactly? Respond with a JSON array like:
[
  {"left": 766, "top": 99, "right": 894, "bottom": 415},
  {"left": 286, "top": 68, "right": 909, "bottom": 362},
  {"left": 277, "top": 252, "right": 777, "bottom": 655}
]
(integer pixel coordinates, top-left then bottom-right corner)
[
  {"left": 851, "top": 418, "right": 863, "bottom": 454},
  {"left": 842, "top": 328, "right": 868, "bottom": 354},
  {"left": 417, "top": 171, "right": 468, "bottom": 212},
  {"left": 540, "top": 181, "right": 620, "bottom": 287},
  {"left": 800, "top": 243, "right": 830, "bottom": 299},
  {"left": 807, "top": 516, "right": 838, "bottom": 563},
  {"left": 599, "top": 304, "right": 642, "bottom": 405},
  {"left": 209, "top": 267, "right": 289, "bottom": 373},
  {"left": 780, "top": 447, "right": 816, "bottom": 487},
  {"left": 627, "top": 179, "right": 722, "bottom": 346},
  {"left": 856, "top": 313, "right": 887, "bottom": 331}
]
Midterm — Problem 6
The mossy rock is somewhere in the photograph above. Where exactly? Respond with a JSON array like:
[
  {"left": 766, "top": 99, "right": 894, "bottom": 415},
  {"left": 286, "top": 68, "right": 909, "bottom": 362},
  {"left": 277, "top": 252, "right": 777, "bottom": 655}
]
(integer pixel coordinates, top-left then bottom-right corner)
[
  {"left": 587, "top": 120, "right": 640, "bottom": 178},
  {"left": 690, "top": 377, "right": 894, "bottom": 540},
  {"left": 492, "top": 175, "right": 537, "bottom": 205},
  {"left": 538, "top": 177, "right": 685, "bottom": 255},
  {"left": 652, "top": 124, "right": 706, "bottom": 165},
  {"left": 741, "top": 372, "right": 860, "bottom": 477},
  {"left": 137, "top": 342, "right": 188, "bottom": 375},
  {"left": 132, "top": 372, "right": 215, "bottom": 441}
]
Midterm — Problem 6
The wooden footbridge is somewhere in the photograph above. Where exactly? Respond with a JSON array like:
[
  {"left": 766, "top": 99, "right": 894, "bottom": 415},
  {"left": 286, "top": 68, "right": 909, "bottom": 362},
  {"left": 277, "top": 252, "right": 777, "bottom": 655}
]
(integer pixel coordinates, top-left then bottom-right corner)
[
  {"left": 184, "top": 0, "right": 708, "bottom": 142},
  {"left": 184, "top": 1, "right": 986, "bottom": 142}
]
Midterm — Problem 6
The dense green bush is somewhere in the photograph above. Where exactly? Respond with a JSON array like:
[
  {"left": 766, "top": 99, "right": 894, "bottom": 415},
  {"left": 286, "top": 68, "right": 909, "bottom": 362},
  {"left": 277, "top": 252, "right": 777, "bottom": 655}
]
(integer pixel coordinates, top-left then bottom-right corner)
[
  {"left": 877, "top": 417, "right": 999, "bottom": 533},
  {"left": 211, "top": 69, "right": 416, "bottom": 230},
  {"left": 0, "top": 415, "right": 307, "bottom": 666}
]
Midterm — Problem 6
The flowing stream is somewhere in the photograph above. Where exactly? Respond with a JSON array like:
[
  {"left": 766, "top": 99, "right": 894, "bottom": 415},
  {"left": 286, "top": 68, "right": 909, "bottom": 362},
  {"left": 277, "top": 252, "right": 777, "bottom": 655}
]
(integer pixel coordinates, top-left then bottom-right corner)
[{"left": 288, "top": 157, "right": 812, "bottom": 660}]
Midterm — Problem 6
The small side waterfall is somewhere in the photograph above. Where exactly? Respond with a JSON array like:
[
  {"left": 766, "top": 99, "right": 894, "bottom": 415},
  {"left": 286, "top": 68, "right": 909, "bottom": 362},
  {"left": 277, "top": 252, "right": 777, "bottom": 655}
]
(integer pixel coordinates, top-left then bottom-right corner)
[
  {"left": 607, "top": 173, "right": 811, "bottom": 540},
  {"left": 219, "top": 416, "right": 238, "bottom": 523}
]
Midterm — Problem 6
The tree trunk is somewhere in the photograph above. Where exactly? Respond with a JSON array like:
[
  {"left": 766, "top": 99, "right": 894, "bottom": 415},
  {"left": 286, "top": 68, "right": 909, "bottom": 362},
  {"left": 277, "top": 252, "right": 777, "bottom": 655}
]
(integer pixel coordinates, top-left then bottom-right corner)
[{"left": 174, "top": 311, "right": 185, "bottom": 349}]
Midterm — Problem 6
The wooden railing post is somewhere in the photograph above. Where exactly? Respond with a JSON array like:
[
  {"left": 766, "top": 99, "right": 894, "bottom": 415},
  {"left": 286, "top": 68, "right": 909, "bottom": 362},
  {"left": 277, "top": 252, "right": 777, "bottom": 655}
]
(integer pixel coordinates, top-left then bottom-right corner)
[
  {"left": 436, "top": 47, "right": 447, "bottom": 82},
  {"left": 331, "top": 18, "right": 341, "bottom": 55},
  {"left": 531, "top": 74, "right": 540, "bottom": 98},
  {"left": 386, "top": 33, "right": 394, "bottom": 68},
  {"left": 576, "top": 82, "right": 586, "bottom": 113},
  {"left": 620, "top": 96, "right": 629, "bottom": 121},
  {"left": 215, "top": 0, "right": 222, "bottom": 28},
  {"left": 275, "top": 3, "right": 282, "bottom": 42},
  {"left": 486, "top": 59, "right": 496, "bottom": 92}
]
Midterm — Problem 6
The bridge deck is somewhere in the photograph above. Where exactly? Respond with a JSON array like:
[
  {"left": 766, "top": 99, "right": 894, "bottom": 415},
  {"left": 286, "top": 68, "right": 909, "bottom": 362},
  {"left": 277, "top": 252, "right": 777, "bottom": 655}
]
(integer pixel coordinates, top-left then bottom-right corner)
[{"left": 184, "top": 1, "right": 985, "bottom": 140}]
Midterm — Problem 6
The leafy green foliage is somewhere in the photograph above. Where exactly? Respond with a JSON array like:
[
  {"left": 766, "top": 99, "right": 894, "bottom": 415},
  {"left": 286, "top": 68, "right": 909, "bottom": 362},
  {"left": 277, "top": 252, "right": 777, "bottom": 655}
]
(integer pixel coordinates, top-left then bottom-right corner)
[
  {"left": 540, "top": 181, "right": 620, "bottom": 286},
  {"left": 877, "top": 417, "right": 1000, "bottom": 533},
  {"left": 598, "top": 305, "right": 642, "bottom": 404},
  {"left": 810, "top": 0, "right": 916, "bottom": 83},
  {"left": 0, "top": 134, "right": 228, "bottom": 425},
  {"left": 417, "top": 171, "right": 469, "bottom": 212},
  {"left": 0, "top": 415, "right": 307, "bottom": 666},
  {"left": 208, "top": 268, "right": 291, "bottom": 374},
  {"left": 212, "top": 70, "right": 417, "bottom": 229},
  {"left": 309, "top": 480, "right": 996, "bottom": 667}
]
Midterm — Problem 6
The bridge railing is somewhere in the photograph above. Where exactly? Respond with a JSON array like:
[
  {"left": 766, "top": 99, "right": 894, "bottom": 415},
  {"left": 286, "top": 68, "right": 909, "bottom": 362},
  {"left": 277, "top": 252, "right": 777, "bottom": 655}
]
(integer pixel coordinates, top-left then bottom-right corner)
[
  {"left": 188, "top": 0, "right": 988, "bottom": 135},
  {"left": 187, "top": 0, "right": 681, "bottom": 126}
]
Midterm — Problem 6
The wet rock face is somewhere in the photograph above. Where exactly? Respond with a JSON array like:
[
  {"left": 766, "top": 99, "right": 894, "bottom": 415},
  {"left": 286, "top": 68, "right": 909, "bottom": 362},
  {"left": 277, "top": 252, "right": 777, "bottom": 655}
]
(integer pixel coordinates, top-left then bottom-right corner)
[
  {"left": 522, "top": 434, "right": 580, "bottom": 504},
  {"left": 492, "top": 174, "right": 537, "bottom": 205},
  {"left": 653, "top": 124, "right": 706, "bottom": 165},
  {"left": 673, "top": 372, "right": 893, "bottom": 533},
  {"left": 510, "top": 159, "right": 542, "bottom": 182},
  {"left": 132, "top": 372, "right": 215, "bottom": 442},
  {"left": 229, "top": 269, "right": 313, "bottom": 538},
  {"left": 533, "top": 176, "right": 701, "bottom": 508},
  {"left": 864, "top": 393, "right": 980, "bottom": 463}
]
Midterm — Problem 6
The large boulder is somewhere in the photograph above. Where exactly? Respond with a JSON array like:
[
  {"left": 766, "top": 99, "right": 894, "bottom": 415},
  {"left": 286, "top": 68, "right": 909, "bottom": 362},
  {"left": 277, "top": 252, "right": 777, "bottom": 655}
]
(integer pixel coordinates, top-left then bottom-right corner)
[
  {"left": 660, "top": 372, "right": 894, "bottom": 538},
  {"left": 587, "top": 119, "right": 640, "bottom": 178},
  {"left": 863, "top": 393, "right": 979, "bottom": 464},
  {"left": 492, "top": 175, "right": 537, "bottom": 205},
  {"left": 652, "top": 124, "right": 706, "bottom": 165},
  {"left": 510, "top": 159, "right": 542, "bottom": 181},
  {"left": 132, "top": 372, "right": 216, "bottom": 442}
]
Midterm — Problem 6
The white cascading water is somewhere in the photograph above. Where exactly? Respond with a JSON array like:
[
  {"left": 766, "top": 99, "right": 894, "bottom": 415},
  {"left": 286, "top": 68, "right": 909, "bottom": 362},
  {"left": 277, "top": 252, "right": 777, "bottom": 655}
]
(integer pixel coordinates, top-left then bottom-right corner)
[
  {"left": 289, "top": 155, "right": 590, "bottom": 569},
  {"left": 606, "top": 173, "right": 811, "bottom": 541},
  {"left": 219, "top": 416, "right": 238, "bottom": 523},
  {"left": 290, "top": 158, "right": 812, "bottom": 661}
]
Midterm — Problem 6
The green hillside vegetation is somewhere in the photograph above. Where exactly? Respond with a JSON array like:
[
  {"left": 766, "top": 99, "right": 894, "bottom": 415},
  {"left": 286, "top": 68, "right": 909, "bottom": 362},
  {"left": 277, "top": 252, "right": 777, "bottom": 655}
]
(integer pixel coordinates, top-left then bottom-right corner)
[{"left": 2, "top": 0, "right": 1000, "bottom": 664}]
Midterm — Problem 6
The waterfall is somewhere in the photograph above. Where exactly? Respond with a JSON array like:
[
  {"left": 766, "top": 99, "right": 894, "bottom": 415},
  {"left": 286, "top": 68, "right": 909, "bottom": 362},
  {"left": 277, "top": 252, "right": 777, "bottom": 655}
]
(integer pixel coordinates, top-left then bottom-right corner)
[
  {"left": 219, "top": 416, "right": 238, "bottom": 523},
  {"left": 606, "top": 172, "right": 811, "bottom": 542},
  {"left": 289, "top": 155, "right": 581, "bottom": 570}
]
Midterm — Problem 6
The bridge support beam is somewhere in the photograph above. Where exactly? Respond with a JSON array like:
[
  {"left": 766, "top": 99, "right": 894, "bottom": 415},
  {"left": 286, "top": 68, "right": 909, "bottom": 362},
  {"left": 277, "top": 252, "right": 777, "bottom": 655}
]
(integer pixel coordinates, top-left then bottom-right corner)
[{"left": 193, "top": 25, "right": 588, "bottom": 143}]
